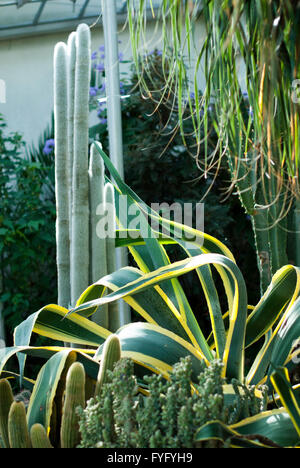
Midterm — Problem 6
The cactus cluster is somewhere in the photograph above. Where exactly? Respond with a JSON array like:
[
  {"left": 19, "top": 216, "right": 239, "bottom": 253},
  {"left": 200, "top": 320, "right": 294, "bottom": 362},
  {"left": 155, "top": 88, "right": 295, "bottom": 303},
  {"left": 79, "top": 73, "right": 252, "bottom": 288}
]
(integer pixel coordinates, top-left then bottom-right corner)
[
  {"left": 0, "top": 334, "right": 121, "bottom": 448},
  {"left": 54, "top": 23, "right": 121, "bottom": 330},
  {"left": 0, "top": 335, "right": 269, "bottom": 449},
  {"left": 77, "top": 356, "right": 268, "bottom": 449}
]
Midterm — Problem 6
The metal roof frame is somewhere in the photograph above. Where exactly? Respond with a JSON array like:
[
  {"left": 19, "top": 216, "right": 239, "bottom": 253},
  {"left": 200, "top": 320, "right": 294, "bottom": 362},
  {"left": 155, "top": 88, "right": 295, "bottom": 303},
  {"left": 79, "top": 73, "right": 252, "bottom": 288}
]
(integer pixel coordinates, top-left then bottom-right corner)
[{"left": 0, "top": 0, "right": 155, "bottom": 40}]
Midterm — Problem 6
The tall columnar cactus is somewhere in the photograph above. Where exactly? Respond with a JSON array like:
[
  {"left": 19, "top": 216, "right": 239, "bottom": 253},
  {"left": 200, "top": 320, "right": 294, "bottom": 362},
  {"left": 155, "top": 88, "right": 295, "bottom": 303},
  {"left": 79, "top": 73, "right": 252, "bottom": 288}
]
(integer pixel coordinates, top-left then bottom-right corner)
[
  {"left": 54, "top": 41, "right": 71, "bottom": 310},
  {"left": 30, "top": 424, "right": 53, "bottom": 449},
  {"left": 67, "top": 31, "right": 76, "bottom": 249},
  {"left": 0, "top": 350, "right": 121, "bottom": 449},
  {"left": 89, "top": 143, "right": 108, "bottom": 328},
  {"left": 60, "top": 361, "right": 86, "bottom": 448},
  {"left": 8, "top": 401, "right": 31, "bottom": 448},
  {"left": 0, "top": 378, "right": 14, "bottom": 448},
  {"left": 104, "top": 183, "right": 120, "bottom": 331},
  {"left": 54, "top": 24, "right": 126, "bottom": 330},
  {"left": 95, "top": 334, "right": 121, "bottom": 397},
  {"left": 70, "top": 23, "right": 91, "bottom": 308}
]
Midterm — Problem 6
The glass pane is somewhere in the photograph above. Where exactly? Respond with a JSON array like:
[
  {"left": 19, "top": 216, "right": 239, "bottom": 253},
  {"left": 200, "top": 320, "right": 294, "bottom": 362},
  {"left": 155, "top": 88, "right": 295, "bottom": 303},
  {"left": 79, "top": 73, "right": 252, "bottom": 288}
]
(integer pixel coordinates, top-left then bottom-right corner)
[
  {"left": 0, "top": 2, "right": 41, "bottom": 28},
  {"left": 39, "top": 0, "right": 89, "bottom": 22}
]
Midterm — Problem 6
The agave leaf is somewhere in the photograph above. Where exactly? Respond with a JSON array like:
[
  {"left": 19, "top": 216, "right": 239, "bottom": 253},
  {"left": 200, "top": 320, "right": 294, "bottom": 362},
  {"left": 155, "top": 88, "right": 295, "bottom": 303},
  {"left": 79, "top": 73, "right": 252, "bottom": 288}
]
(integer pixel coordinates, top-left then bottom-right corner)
[
  {"left": 26, "top": 350, "right": 99, "bottom": 432},
  {"left": 230, "top": 409, "right": 300, "bottom": 448},
  {"left": 269, "top": 296, "right": 300, "bottom": 377},
  {"left": 270, "top": 367, "right": 300, "bottom": 438},
  {"left": 196, "top": 408, "right": 300, "bottom": 448},
  {"left": 97, "top": 142, "right": 236, "bottom": 358},
  {"left": 14, "top": 304, "right": 110, "bottom": 348},
  {"left": 13, "top": 304, "right": 110, "bottom": 383},
  {"left": 195, "top": 420, "right": 270, "bottom": 448},
  {"left": 246, "top": 271, "right": 300, "bottom": 385},
  {"left": 77, "top": 266, "right": 193, "bottom": 345},
  {"left": 115, "top": 230, "right": 226, "bottom": 358},
  {"left": 97, "top": 141, "right": 235, "bottom": 350},
  {"left": 94, "top": 321, "right": 206, "bottom": 382},
  {"left": 245, "top": 265, "right": 300, "bottom": 347},
  {"left": 26, "top": 350, "right": 73, "bottom": 432},
  {"left": 70, "top": 252, "right": 247, "bottom": 380}
]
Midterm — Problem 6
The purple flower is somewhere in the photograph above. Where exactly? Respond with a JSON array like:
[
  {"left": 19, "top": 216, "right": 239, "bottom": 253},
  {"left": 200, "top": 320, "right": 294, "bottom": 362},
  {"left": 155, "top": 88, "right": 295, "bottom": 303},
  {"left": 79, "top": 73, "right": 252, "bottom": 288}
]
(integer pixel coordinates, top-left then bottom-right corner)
[
  {"left": 150, "top": 49, "right": 162, "bottom": 56},
  {"left": 99, "top": 45, "right": 105, "bottom": 52},
  {"left": 99, "top": 117, "right": 107, "bottom": 125},
  {"left": 120, "top": 81, "right": 126, "bottom": 94},
  {"left": 96, "top": 62, "right": 105, "bottom": 72},
  {"left": 98, "top": 100, "right": 106, "bottom": 110},
  {"left": 99, "top": 83, "right": 106, "bottom": 93},
  {"left": 89, "top": 86, "right": 98, "bottom": 97},
  {"left": 43, "top": 138, "right": 55, "bottom": 155},
  {"left": 91, "top": 51, "right": 97, "bottom": 60},
  {"left": 118, "top": 52, "right": 124, "bottom": 62}
]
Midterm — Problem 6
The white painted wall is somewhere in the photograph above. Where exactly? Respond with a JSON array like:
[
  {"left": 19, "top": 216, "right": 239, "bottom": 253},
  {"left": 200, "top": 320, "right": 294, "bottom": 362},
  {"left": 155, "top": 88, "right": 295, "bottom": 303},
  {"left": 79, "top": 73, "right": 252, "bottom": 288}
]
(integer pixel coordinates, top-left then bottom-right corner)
[{"left": 0, "top": 22, "right": 135, "bottom": 147}]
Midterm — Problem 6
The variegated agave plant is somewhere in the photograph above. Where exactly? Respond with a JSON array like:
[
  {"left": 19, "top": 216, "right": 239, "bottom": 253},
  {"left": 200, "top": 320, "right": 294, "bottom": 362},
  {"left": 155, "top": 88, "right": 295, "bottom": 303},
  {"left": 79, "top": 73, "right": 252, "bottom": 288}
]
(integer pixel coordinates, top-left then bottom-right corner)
[{"left": 0, "top": 144, "right": 299, "bottom": 447}]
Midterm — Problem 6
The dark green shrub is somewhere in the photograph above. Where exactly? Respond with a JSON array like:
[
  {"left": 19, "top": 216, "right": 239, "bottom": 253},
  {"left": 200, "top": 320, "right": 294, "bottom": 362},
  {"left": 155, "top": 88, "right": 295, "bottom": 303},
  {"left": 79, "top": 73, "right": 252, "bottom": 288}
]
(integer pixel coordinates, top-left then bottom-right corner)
[{"left": 0, "top": 114, "right": 56, "bottom": 343}]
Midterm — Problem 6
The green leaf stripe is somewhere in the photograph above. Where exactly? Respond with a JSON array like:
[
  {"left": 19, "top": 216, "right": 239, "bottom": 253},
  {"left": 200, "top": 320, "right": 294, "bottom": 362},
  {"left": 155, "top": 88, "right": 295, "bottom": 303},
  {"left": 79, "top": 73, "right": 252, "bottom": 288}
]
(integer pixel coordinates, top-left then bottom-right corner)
[{"left": 270, "top": 367, "right": 300, "bottom": 438}]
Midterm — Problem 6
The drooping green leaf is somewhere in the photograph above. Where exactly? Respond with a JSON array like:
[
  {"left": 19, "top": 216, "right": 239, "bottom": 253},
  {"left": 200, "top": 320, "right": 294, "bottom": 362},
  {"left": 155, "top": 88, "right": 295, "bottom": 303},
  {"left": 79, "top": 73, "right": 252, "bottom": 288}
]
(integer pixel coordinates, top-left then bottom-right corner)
[{"left": 270, "top": 367, "right": 300, "bottom": 438}]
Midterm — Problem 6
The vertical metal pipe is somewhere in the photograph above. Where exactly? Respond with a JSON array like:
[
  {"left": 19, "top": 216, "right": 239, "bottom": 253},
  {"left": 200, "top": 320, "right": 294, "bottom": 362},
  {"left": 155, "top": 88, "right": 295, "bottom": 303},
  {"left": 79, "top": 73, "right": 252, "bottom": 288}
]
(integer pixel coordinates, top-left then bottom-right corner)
[
  {"left": 101, "top": 0, "right": 130, "bottom": 326},
  {"left": 101, "top": 0, "right": 124, "bottom": 178}
]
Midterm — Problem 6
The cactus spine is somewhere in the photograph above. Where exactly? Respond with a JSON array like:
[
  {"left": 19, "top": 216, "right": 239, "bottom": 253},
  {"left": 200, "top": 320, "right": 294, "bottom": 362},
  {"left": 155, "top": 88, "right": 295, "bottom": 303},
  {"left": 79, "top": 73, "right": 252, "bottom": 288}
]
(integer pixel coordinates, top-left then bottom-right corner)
[
  {"left": 60, "top": 361, "right": 86, "bottom": 448},
  {"left": 95, "top": 334, "right": 121, "bottom": 397},
  {"left": 30, "top": 424, "right": 53, "bottom": 448},
  {"left": 0, "top": 378, "right": 14, "bottom": 448},
  {"left": 8, "top": 401, "right": 31, "bottom": 448}
]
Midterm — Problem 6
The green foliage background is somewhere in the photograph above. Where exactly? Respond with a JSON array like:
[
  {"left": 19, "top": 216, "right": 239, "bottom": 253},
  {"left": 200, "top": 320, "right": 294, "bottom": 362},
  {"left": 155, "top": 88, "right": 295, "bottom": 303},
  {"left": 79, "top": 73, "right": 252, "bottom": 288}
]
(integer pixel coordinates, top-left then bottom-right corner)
[{"left": 0, "top": 115, "right": 56, "bottom": 344}]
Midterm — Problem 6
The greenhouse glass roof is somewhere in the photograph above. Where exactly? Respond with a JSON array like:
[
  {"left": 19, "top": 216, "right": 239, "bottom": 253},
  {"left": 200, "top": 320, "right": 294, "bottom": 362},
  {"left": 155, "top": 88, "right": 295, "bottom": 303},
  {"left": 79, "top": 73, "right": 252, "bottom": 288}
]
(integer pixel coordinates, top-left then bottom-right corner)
[{"left": 0, "top": 0, "right": 162, "bottom": 40}]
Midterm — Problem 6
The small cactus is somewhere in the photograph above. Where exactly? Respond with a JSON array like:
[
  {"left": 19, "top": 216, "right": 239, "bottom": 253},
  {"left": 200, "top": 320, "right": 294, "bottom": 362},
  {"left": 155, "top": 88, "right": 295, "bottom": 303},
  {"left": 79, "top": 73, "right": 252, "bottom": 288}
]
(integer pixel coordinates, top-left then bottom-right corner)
[
  {"left": 8, "top": 401, "right": 31, "bottom": 448},
  {"left": 0, "top": 379, "right": 14, "bottom": 448},
  {"left": 30, "top": 424, "right": 53, "bottom": 448},
  {"left": 95, "top": 334, "right": 121, "bottom": 397},
  {"left": 60, "top": 361, "right": 86, "bottom": 448}
]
